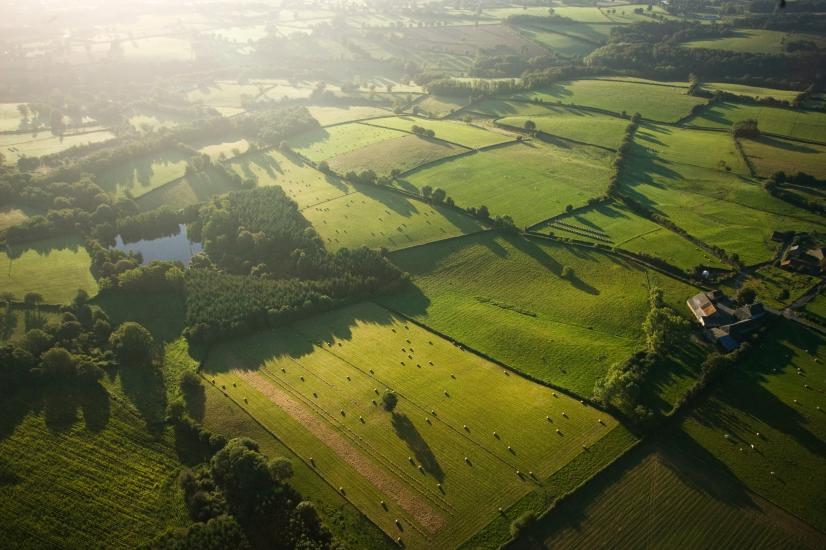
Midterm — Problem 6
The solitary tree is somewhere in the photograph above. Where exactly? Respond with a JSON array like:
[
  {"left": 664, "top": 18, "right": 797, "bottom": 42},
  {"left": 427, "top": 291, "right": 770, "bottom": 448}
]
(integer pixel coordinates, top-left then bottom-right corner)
[
  {"left": 381, "top": 390, "right": 398, "bottom": 412},
  {"left": 109, "top": 321, "right": 154, "bottom": 366},
  {"left": 735, "top": 287, "right": 757, "bottom": 306},
  {"left": 523, "top": 119, "right": 536, "bottom": 132}
]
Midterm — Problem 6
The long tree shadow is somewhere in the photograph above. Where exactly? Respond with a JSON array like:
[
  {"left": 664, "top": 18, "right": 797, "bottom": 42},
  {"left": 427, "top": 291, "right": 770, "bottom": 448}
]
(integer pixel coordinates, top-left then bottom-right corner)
[
  {"left": 119, "top": 364, "right": 167, "bottom": 434},
  {"left": 391, "top": 412, "right": 444, "bottom": 482}
]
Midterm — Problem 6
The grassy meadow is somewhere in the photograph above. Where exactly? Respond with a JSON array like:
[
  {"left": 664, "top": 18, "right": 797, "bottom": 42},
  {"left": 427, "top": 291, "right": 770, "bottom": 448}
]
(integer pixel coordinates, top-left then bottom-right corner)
[
  {"left": 230, "top": 148, "right": 353, "bottom": 208},
  {"left": 542, "top": 202, "right": 728, "bottom": 271},
  {"left": 1, "top": 130, "right": 115, "bottom": 165},
  {"left": 688, "top": 102, "right": 826, "bottom": 143},
  {"left": 683, "top": 29, "right": 825, "bottom": 54},
  {"left": 414, "top": 95, "right": 470, "bottom": 118},
  {"left": 700, "top": 83, "right": 801, "bottom": 102},
  {"left": 511, "top": 79, "right": 706, "bottom": 122},
  {"left": 402, "top": 140, "right": 612, "bottom": 226},
  {"left": 0, "top": 235, "right": 98, "bottom": 304},
  {"left": 740, "top": 137, "right": 826, "bottom": 179},
  {"left": 96, "top": 150, "right": 189, "bottom": 199},
  {"left": 329, "top": 134, "right": 467, "bottom": 177},
  {"left": 380, "top": 232, "right": 698, "bottom": 396},
  {"left": 302, "top": 184, "right": 484, "bottom": 251},
  {"left": 681, "top": 321, "right": 826, "bottom": 532},
  {"left": 136, "top": 167, "right": 240, "bottom": 211},
  {"left": 496, "top": 107, "right": 630, "bottom": 149},
  {"left": 723, "top": 265, "right": 819, "bottom": 311},
  {"left": 634, "top": 123, "right": 748, "bottom": 174},
  {"left": 622, "top": 151, "right": 826, "bottom": 265},
  {"left": 288, "top": 123, "right": 404, "bottom": 163},
  {"left": 203, "top": 301, "right": 619, "bottom": 549},
  {"left": 363, "top": 116, "right": 513, "bottom": 148},
  {"left": 308, "top": 105, "right": 393, "bottom": 126}
]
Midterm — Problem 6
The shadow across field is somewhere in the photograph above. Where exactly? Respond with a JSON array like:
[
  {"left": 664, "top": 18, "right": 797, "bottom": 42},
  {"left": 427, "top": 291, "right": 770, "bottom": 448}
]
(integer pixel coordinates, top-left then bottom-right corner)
[{"left": 392, "top": 412, "right": 445, "bottom": 482}]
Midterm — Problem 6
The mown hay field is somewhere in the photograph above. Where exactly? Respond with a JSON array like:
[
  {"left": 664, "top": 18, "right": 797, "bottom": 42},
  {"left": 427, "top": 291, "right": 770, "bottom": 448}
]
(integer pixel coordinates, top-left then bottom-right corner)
[
  {"left": 414, "top": 95, "right": 470, "bottom": 118},
  {"left": 681, "top": 321, "right": 826, "bottom": 532},
  {"left": 0, "top": 397, "right": 188, "bottom": 549},
  {"left": 96, "top": 150, "right": 189, "bottom": 199},
  {"left": 363, "top": 116, "right": 513, "bottom": 148},
  {"left": 496, "top": 107, "right": 629, "bottom": 149},
  {"left": 511, "top": 79, "right": 706, "bottom": 122},
  {"left": 688, "top": 102, "right": 826, "bottom": 143},
  {"left": 203, "top": 301, "right": 619, "bottom": 549},
  {"left": 0, "top": 235, "right": 98, "bottom": 304},
  {"left": 541, "top": 202, "right": 728, "bottom": 271},
  {"left": 288, "top": 123, "right": 404, "bottom": 163},
  {"left": 329, "top": 134, "right": 467, "bottom": 177},
  {"left": 508, "top": 25, "right": 598, "bottom": 56},
  {"left": 0, "top": 130, "right": 115, "bottom": 165},
  {"left": 302, "top": 184, "right": 484, "bottom": 251},
  {"left": 379, "top": 232, "right": 698, "bottom": 396},
  {"left": 522, "top": 440, "right": 825, "bottom": 549},
  {"left": 402, "top": 140, "right": 612, "bottom": 226},
  {"left": 741, "top": 137, "right": 826, "bottom": 179},
  {"left": 683, "top": 29, "right": 825, "bottom": 54},
  {"left": 468, "top": 99, "right": 567, "bottom": 118},
  {"left": 230, "top": 148, "right": 353, "bottom": 208},
  {"left": 0, "top": 102, "right": 25, "bottom": 132},
  {"left": 622, "top": 153, "right": 826, "bottom": 265}
]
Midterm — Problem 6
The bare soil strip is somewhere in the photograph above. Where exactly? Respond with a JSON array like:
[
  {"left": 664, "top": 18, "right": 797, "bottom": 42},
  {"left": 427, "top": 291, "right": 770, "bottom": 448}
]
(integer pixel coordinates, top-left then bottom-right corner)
[{"left": 235, "top": 369, "right": 445, "bottom": 534}]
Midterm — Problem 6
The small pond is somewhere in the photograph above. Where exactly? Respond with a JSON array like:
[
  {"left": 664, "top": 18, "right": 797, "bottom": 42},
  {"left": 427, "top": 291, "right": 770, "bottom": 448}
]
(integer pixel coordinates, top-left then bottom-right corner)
[{"left": 113, "top": 224, "right": 202, "bottom": 266}]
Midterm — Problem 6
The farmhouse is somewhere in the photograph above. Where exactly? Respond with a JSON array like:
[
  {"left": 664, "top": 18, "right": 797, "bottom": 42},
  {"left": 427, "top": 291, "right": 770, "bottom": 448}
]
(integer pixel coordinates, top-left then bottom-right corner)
[
  {"left": 780, "top": 245, "right": 826, "bottom": 275},
  {"left": 687, "top": 291, "right": 767, "bottom": 351}
]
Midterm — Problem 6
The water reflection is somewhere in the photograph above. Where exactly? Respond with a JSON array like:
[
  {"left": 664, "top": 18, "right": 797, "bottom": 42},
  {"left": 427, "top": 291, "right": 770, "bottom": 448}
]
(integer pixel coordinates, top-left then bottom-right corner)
[{"left": 113, "top": 224, "right": 202, "bottom": 265}]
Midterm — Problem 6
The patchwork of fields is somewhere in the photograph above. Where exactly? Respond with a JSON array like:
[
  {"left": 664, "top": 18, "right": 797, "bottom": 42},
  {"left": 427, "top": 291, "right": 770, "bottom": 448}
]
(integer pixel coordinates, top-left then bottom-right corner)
[
  {"left": 496, "top": 107, "right": 629, "bottom": 149},
  {"left": 204, "top": 302, "right": 620, "bottom": 549},
  {"left": 688, "top": 102, "right": 826, "bottom": 143},
  {"left": 1, "top": 129, "right": 115, "bottom": 165}
]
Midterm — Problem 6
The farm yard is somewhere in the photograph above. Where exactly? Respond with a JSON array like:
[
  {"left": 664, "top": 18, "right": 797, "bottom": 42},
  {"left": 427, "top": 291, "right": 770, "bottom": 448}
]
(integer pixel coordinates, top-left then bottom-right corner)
[
  {"left": 380, "top": 232, "right": 697, "bottom": 396},
  {"left": 1, "top": 1, "right": 826, "bottom": 549},
  {"left": 402, "top": 140, "right": 612, "bottom": 226},
  {"left": 203, "top": 301, "right": 621, "bottom": 549}
]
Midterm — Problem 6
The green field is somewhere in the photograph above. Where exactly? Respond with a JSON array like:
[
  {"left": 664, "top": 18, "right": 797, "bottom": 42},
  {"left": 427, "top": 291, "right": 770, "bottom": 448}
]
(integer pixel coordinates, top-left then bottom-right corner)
[
  {"left": 635, "top": 123, "right": 748, "bottom": 174},
  {"left": 308, "top": 105, "right": 393, "bottom": 126},
  {"left": 329, "top": 134, "right": 467, "bottom": 176},
  {"left": 0, "top": 103, "right": 26, "bottom": 132},
  {"left": 0, "top": 235, "right": 98, "bottom": 304},
  {"left": 402, "top": 140, "right": 612, "bottom": 226},
  {"left": 203, "top": 301, "right": 619, "bottom": 549},
  {"left": 683, "top": 29, "right": 825, "bottom": 54},
  {"left": 415, "top": 95, "right": 470, "bottom": 118},
  {"left": 230, "top": 148, "right": 353, "bottom": 208},
  {"left": 186, "top": 81, "right": 265, "bottom": 110},
  {"left": 363, "top": 116, "right": 513, "bottom": 148},
  {"left": 523, "top": 440, "right": 825, "bottom": 549},
  {"left": 511, "top": 26, "right": 598, "bottom": 57},
  {"left": 1, "top": 130, "right": 115, "bottom": 165},
  {"left": 623, "top": 150, "right": 825, "bottom": 265},
  {"left": 512, "top": 79, "right": 706, "bottom": 122},
  {"left": 468, "top": 99, "right": 565, "bottom": 118},
  {"left": 96, "top": 150, "right": 189, "bottom": 199},
  {"left": 541, "top": 202, "right": 728, "bottom": 271},
  {"left": 127, "top": 111, "right": 186, "bottom": 133},
  {"left": 193, "top": 136, "right": 250, "bottom": 161},
  {"left": 497, "top": 107, "right": 630, "bottom": 149},
  {"left": 741, "top": 137, "right": 826, "bottom": 179},
  {"left": 802, "top": 288, "right": 826, "bottom": 322},
  {"left": 302, "top": 184, "right": 484, "bottom": 251},
  {"left": 380, "top": 232, "right": 697, "bottom": 396},
  {"left": 688, "top": 102, "right": 826, "bottom": 143},
  {"left": 135, "top": 167, "right": 240, "bottom": 211},
  {"left": 0, "top": 396, "right": 188, "bottom": 548},
  {"left": 681, "top": 321, "right": 826, "bottom": 531},
  {"left": 700, "top": 82, "right": 801, "bottom": 102},
  {"left": 288, "top": 123, "right": 404, "bottom": 163}
]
